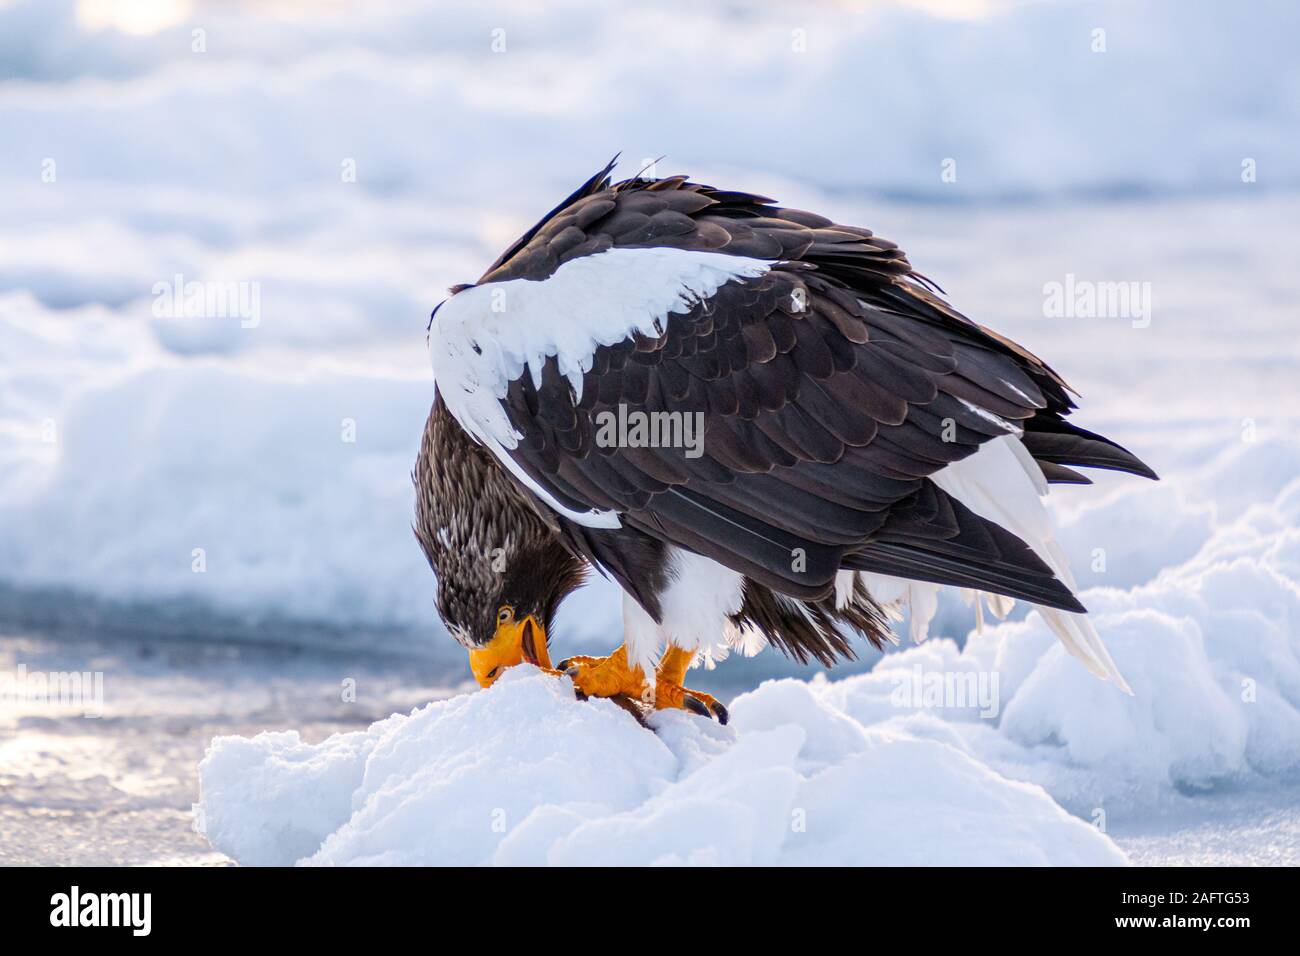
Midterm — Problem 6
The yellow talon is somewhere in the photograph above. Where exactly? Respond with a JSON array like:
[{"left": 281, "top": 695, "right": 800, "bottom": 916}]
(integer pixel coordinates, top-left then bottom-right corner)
[
  {"left": 558, "top": 644, "right": 727, "bottom": 723},
  {"left": 557, "top": 645, "right": 650, "bottom": 700}
]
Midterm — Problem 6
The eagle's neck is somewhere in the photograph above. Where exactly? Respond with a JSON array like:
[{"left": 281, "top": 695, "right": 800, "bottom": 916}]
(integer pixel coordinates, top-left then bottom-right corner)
[
  {"left": 416, "top": 395, "right": 548, "bottom": 543},
  {"left": 414, "top": 394, "right": 574, "bottom": 613}
]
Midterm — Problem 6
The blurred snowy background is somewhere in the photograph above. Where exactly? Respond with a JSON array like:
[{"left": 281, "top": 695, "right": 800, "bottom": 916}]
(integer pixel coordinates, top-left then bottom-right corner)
[{"left": 2, "top": 0, "right": 1299, "bottom": 864}]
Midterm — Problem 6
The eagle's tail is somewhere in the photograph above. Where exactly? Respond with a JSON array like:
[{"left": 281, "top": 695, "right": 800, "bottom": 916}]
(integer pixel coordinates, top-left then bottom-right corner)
[{"left": 844, "top": 435, "right": 1133, "bottom": 692}]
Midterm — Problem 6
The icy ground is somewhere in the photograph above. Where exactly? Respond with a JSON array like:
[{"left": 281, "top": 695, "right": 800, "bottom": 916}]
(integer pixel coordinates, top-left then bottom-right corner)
[{"left": 0, "top": 631, "right": 452, "bottom": 865}]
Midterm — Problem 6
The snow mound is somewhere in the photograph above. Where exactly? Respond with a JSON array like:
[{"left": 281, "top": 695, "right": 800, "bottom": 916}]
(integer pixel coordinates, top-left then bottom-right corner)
[
  {"left": 195, "top": 667, "right": 1125, "bottom": 866},
  {"left": 824, "top": 467, "right": 1300, "bottom": 813},
  {"left": 195, "top": 447, "right": 1300, "bottom": 864}
]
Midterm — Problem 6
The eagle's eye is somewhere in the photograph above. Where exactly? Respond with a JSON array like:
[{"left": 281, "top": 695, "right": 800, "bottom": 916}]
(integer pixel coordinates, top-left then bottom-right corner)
[{"left": 497, "top": 605, "right": 515, "bottom": 626}]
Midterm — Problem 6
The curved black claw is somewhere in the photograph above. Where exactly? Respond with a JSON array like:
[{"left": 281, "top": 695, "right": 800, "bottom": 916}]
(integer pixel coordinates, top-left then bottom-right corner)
[
  {"left": 708, "top": 699, "right": 729, "bottom": 726},
  {"left": 681, "top": 695, "right": 711, "bottom": 719}
]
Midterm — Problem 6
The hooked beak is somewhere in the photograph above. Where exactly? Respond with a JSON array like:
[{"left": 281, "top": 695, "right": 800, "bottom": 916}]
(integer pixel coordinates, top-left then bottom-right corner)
[{"left": 467, "top": 615, "right": 551, "bottom": 688}]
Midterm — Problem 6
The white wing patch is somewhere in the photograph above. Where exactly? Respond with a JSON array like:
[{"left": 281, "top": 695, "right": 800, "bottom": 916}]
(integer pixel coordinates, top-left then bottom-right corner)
[{"left": 429, "top": 247, "right": 771, "bottom": 528}]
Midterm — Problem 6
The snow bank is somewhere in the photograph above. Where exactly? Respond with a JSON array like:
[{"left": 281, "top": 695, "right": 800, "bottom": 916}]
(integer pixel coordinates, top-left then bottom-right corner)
[
  {"left": 195, "top": 667, "right": 1124, "bottom": 866},
  {"left": 3, "top": 0, "right": 1298, "bottom": 200},
  {"left": 826, "top": 458, "right": 1300, "bottom": 813},
  {"left": 196, "top": 440, "right": 1300, "bottom": 863},
  {"left": 0, "top": 296, "right": 438, "bottom": 631}
]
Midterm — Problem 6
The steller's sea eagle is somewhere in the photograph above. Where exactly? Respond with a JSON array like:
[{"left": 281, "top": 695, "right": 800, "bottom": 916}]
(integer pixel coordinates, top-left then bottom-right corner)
[{"left": 414, "top": 158, "right": 1156, "bottom": 722}]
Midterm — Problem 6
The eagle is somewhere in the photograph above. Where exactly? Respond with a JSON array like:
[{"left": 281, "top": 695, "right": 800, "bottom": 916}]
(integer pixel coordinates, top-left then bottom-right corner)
[{"left": 414, "top": 158, "right": 1156, "bottom": 723}]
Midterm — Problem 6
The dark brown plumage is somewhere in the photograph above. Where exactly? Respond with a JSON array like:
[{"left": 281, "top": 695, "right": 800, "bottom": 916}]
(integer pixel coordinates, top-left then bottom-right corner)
[{"left": 416, "top": 158, "right": 1156, "bottom": 674}]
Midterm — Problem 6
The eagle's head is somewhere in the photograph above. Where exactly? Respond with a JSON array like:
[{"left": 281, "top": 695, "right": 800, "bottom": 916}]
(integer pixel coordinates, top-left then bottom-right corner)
[
  {"left": 414, "top": 395, "right": 586, "bottom": 687},
  {"left": 432, "top": 534, "right": 585, "bottom": 688}
]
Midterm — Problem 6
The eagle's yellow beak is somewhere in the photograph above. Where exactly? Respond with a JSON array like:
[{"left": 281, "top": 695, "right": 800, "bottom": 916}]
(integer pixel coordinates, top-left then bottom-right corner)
[{"left": 468, "top": 615, "right": 551, "bottom": 687}]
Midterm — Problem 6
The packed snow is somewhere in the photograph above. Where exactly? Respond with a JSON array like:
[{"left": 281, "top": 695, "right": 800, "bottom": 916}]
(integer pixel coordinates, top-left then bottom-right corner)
[
  {"left": 195, "top": 445, "right": 1300, "bottom": 864},
  {"left": 196, "top": 667, "right": 1124, "bottom": 866}
]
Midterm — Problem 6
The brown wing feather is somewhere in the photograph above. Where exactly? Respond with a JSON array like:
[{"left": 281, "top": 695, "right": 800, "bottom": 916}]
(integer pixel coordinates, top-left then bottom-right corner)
[{"left": 461, "top": 164, "right": 1155, "bottom": 662}]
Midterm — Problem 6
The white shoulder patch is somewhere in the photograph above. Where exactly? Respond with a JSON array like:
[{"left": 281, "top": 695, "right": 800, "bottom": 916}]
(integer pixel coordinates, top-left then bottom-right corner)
[{"left": 429, "top": 247, "right": 771, "bottom": 528}]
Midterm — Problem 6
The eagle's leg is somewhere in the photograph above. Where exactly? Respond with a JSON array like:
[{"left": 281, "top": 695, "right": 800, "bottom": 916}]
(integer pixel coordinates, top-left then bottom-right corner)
[{"left": 652, "top": 645, "right": 729, "bottom": 725}]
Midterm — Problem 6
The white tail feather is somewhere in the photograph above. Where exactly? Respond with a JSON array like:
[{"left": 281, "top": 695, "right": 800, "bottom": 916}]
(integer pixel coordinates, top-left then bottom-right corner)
[{"left": 930, "top": 435, "right": 1131, "bottom": 692}]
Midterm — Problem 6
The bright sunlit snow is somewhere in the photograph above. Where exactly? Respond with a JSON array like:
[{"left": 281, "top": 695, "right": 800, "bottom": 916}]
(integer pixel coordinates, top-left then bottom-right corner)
[{"left": 196, "top": 667, "right": 1125, "bottom": 866}]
